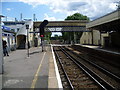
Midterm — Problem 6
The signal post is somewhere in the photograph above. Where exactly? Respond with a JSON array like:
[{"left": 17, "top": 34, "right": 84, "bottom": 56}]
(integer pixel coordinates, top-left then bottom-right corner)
[{"left": 39, "top": 20, "right": 48, "bottom": 52}]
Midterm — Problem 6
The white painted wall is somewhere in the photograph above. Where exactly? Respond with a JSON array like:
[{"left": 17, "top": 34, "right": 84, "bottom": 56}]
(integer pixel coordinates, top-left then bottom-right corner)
[
  {"left": 80, "top": 30, "right": 108, "bottom": 46},
  {"left": 2, "top": 33, "right": 16, "bottom": 51}
]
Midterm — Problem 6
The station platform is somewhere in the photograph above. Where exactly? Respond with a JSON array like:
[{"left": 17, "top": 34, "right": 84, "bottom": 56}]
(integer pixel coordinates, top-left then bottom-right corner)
[
  {"left": 1, "top": 45, "right": 62, "bottom": 89},
  {"left": 75, "top": 44, "right": 120, "bottom": 55}
]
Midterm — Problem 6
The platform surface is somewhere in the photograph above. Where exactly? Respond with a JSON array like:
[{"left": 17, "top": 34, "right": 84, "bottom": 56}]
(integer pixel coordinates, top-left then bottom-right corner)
[
  {"left": 1, "top": 45, "right": 60, "bottom": 89},
  {"left": 76, "top": 44, "right": 120, "bottom": 55}
]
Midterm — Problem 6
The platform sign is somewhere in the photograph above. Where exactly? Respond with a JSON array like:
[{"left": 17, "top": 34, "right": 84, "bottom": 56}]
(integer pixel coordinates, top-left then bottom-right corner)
[{"left": 26, "top": 24, "right": 29, "bottom": 29}]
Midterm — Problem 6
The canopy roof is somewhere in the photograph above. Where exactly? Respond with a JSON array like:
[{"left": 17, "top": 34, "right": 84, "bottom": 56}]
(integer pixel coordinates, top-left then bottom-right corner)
[{"left": 86, "top": 10, "right": 120, "bottom": 32}]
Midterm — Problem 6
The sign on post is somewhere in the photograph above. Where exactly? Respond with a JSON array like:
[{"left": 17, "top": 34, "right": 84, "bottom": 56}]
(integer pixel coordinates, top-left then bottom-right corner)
[
  {"left": 26, "top": 24, "right": 29, "bottom": 57},
  {"left": 26, "top": 24, "right": 29, "bottom": 29}
]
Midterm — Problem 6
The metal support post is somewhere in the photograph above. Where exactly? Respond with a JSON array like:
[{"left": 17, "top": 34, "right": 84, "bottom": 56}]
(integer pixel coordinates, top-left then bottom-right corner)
[
  {"left": 27, "top": 28, "right": 29, "bottom": 57},
  {"left": 0, "top": 15, "right": 4, "bottom": 74},
  {"left": 41, "top": 37, "right": 44, "bottom": 52},
  {"left": 26, "top": 24, "right": 29, "bottom": 57}
]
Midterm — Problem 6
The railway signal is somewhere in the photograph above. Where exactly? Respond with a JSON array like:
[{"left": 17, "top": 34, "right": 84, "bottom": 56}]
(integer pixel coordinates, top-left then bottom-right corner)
[
  {"left": 39, "top": 20, "right": 48, "bottom": 52},
  {"left": 39, "top": 20, "right": 48, "bottom": 37},
  {"left": 40, "top": 35, "right": 44, "bottom": 37}
]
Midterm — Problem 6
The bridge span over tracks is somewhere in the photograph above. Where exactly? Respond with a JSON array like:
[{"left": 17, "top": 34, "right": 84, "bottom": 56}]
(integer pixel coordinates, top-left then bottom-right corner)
[{"left": 33, "top": 20, "right": 89, "bottom": 32}]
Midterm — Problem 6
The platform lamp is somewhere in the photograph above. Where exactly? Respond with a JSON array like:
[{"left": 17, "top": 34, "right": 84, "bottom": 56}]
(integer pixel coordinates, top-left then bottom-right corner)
[
  {"left": 0, "top": 15, "right": 5, "bottom": 74},
  {"left": 26, "top": 24, "right": 29, "bottom": 57}
]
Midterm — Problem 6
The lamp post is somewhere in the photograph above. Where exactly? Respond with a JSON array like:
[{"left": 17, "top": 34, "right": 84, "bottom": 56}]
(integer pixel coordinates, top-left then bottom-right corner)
[
  {"left": 26, "top": 24, "right": 29, "bottom": 57},
  {"left": 0, "top": 15, "right": 4, "bottom": 74}
]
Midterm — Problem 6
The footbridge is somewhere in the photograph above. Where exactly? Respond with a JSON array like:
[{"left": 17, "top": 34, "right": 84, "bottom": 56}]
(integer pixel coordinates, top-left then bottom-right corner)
[{"left": 33, "top": 20, "right": 89, "bottom": 32}]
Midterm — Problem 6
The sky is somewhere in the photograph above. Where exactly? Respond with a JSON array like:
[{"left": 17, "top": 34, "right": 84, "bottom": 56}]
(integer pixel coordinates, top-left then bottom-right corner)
[
  {"left": 0, "top": 0, "right": 119, "bottom": 36},
  {"left": 1, "top": 0, "right": 119, "bottom": 21}
]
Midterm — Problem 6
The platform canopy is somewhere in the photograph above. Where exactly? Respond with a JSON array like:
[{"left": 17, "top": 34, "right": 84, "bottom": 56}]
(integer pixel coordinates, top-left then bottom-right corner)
[
  {"left": 33, "top": 20, "right": 89, "bottom": 32},
  {"left": 86, "top": 10, "right": 120, "bottom": 32}
]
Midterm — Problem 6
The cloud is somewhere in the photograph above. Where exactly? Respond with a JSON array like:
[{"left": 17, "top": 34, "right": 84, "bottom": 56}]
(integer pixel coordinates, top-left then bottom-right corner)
[
  {"left": 1, "top": 0, "right": 19, "bottom": 2},
  {"left": 6, "top": 8, "right": 12, "bottom": 11},
  {"left": 44, "top": 13, "right": 56, "bottom": 21},
  {"left": 109, "top": 3, "right": 117, "bottom": 10},
  {"left": 16, "top": 0, "right": 119, "bottom": 20},
  {"left": 68, "top": 2, "right": 88, "bottom": 11}
]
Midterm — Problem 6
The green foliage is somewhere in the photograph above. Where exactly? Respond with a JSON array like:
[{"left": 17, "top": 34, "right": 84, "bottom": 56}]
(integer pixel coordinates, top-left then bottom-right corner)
[
  {"left": 65, "top": 13, "right": 89, "bottom": 20},
  {"left": 54, "top": 34, "right": 59, "bottom": 40},
  {"left": 44, "top": 32, "right": 52, "bottom": 43},
  {"left": 62, "top": 32, "right": 74, "bottom": 43},
  {"left": 63, "top": 13, "right": 89, "bottom": 44},
  {"left": 50, "top": 34, "right": 62, "bottom": 40}
]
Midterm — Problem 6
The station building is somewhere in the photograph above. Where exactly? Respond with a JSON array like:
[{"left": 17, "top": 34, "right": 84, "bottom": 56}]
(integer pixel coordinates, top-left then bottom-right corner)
[
  {"left": 80, "top": 30, "right": 109, "bottom": 46},
  {"left": 2, "top": 25, "right": 16, "bottom": 51},
  {"left": 3, "top": 20, "right": 40, "bottom": 49},
  {"left": 80, "top": 9, "right": 120, "bottom": 48}
]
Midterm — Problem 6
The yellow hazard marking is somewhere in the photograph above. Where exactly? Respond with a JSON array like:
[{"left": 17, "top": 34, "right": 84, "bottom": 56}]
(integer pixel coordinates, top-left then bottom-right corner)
[{"left": 30, "top": 52, "right": 46, "bottom": 89}]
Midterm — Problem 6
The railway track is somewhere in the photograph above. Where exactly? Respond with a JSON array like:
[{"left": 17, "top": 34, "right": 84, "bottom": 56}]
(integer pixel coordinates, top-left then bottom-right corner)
[
  {"left": 53, "top": 46, "right": 119, "bottom": 89},
  {"left": 67, "top": 45, "right": 120, "bottom": 78},
  {"left": 63, "top": 46, "right": 120, "bottom": 89},
  {"left": 65, "top": 46, "right": 120, "bottom": 82},
  {"left": 71, "top": 45, "right": 120, "bottom": 69}
]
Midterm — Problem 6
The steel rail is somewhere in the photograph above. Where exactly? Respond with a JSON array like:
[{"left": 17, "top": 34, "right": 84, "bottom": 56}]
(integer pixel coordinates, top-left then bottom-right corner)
[
  {"left": 54, "top": 47, "right": 74, "bottom": 90},
  {"left": 59, "top": 46, "right": 115, "bottom": 90},
  {"left": 66, "top": 46, "right": 120, "bottom": 82}
]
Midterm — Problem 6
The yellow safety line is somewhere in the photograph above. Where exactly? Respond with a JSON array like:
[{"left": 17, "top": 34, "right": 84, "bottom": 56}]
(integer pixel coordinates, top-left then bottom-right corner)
[{"left": 30, "top": 52, "right": 46, "bottom": 90}]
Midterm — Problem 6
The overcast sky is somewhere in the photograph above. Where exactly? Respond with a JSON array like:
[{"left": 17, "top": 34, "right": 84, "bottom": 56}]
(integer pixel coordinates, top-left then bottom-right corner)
[{"left": 1, "top": 0, "right": 119, "bottom": 21}]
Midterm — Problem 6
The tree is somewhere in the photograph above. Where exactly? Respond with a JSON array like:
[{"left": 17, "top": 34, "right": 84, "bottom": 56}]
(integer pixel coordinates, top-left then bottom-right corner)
[
  {"left": 44, "top": 32, "right": 52, "bottom": 44},
  {"left": 63, "top": 13, "right": 89, "bottom": 44},
  {"left": 65, "top": 13, "right": 89, "bottom": 20},
  {"left": 54, "top": 34, "right": 59, "bottom": 40}
]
